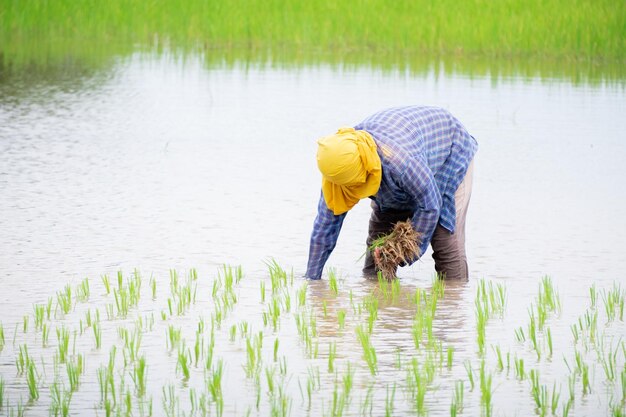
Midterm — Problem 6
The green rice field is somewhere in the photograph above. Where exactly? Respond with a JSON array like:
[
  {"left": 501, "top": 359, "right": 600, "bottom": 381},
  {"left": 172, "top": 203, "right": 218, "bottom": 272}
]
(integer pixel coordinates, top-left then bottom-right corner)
[
  {"left": 0, "top": 263, "right": 624, "bottom": 416},
  {"left": 1, "top": 0, "right": 625, "bottom": 82}
]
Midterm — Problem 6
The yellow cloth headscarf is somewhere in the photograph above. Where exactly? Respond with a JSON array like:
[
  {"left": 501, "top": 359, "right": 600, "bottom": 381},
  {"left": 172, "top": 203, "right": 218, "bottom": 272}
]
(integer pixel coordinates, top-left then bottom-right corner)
[{"left": 317, "top": 127, "right": 382, "bottom": 215}]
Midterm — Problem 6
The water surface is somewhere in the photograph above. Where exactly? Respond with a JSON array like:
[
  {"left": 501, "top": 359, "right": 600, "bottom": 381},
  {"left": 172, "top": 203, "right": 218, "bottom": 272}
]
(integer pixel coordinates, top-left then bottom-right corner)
[{"left": 0, "top": 54, "right": 625, "bottom": 416}]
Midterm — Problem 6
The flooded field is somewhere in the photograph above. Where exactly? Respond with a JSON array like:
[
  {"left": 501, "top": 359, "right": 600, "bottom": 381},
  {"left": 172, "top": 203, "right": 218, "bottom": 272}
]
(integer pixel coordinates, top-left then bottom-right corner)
[{"left": 0, "top": 54, "right": 625, "bottom": 416}]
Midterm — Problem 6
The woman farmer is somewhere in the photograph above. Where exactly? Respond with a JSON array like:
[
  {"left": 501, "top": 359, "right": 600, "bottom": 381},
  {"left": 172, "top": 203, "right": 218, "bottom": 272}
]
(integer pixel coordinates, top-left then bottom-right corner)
[{"left": 305, "top": 106, "right": 478, "bottom": 281}]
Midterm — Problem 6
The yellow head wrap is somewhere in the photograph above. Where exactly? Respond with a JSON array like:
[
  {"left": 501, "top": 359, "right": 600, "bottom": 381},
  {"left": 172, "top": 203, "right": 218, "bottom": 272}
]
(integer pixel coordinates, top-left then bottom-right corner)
[{"left": 317, "top": 127, "right": 382, "bottom": 215}]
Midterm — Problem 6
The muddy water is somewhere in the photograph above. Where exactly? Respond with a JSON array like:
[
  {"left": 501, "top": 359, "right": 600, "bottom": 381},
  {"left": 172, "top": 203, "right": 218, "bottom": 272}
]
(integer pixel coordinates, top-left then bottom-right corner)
[{"left": 0, "top": 54, "right": 625, "bottom": 416}]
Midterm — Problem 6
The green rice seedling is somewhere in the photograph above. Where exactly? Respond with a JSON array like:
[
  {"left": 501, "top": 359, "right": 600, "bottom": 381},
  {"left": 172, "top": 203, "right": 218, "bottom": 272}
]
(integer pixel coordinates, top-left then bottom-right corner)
[
  {"left": 298, "top": 367, "right": 317, "bottom": 410},
  {"left": 363, "top": 293, "right": 379, "bottom": 334},
  {"left": 131, "top": 356, "right": 147, "bottom": 397},
  {"left": 570, "top": 324, "right": 580, "bottom": 344},
  {"left": 527, "top": 309, "right": 541, "bottom": 360},
  {"left": 602, "top": 282, "right": 625, "bottom": 322},
  {"left": 296, "top": 283, "right": 307, "bottom": 308},
  {"left": 621, "top": 367, "right": 626, "bottom": 402},
  {"left": 394, "top": 347, "right": 403, "bottom": 369},
  {"left": 475, "top": 299, "right": 487, "bottom": 355},
  {"left": 446, "top": 346, "right": 454, "bottom": 370},
  {"left": 205, "top": 333, "right": 215, "bottom": 372},
  {"left": 66, "top": 354, "right": 84, "bottom": 392},
  {"left": 57, "top": 284, "right": 72, "bottom": 315},
  {"left": 337, "top": 309, "right": 346, "bottom": 330},
  {"left": 16, "top": 344, "right": 29, "bottom": 374},
  {"left": 117, "top": 270, "right": 124, "bottom": 290},
  {"left": 33, "top": 304, "right": 45, "bottom": 331},
  {"left": 228, "top": 325, "right": 237, "bottom": 342},
  {"left": 567, "top": 373, "right": 576, "bottom": 404},
  {"left": 207, "top": 359, "right": 224, "bottom": 404},
  {"left": 360, "top": 383, "right": 375, "bottom": 417},
  {"left": 45, "top": 297, "right": 53, "bottom": 320},
  {"left": 189, "top": 388, "right": 198, "bottom": 414},
  {"left": 546, "top": 327, "right": 553, "bottom": 357},
  {"left": 167, "top": 298, "right": 174, "bottom": 317},
  {"left": 514, "top": 356, "right": 525, "bottom": 380},
  {"left": 26, "top": 358, "right": 39, "bottom": 400},
  {"left": 514, "top": 326, "right": 525, "bottom": 342},
  {"left": 590, "top": 284, "right": 598, "bottom": 309},
  {"left": 0, "top": 376, "right": 4, "bottom": 409},
  {"left": 529, "top": 369, "right": 542, "bottom": 410},
  {"left": 194, "top": 331, "right": 203, "bottom": 366},
  {"left": 120, "top": 326, "right": 142, "bottom": 364},
  {"left": 598, "top": 338, "right": 619, "bottom": 381},
  {"left": 84, "top": 309, "right": 92, "bottom": 328},
  {"left": 266, "top": 259, "right": 289, "bottom": 293},
  {"left": 562, "top": 399, "right": 572, "bottom": 417},
  {"left": 93, "top": 320, "right": 101, "bottom": 349},
  {"left": 355, "top": 325, "right": 377, "bottom": 375},
  {"left": 551, "top": 382, "right": 561, "bottom": 415},
  {"left": 265, "top": 365, "right": 276, "bottom": 395},
  {"left": 177, "top": 343, "right": 192, "bottom": 380},
  {"left": 322, "top": 300, "right": 328, "bottom": 318},
  {"left": 76, "top": 277, "right": 90, "bottom": 302},
  {"left": 431, "top": 274, "right": 445, "bottom": 299},
  {"left": 573, "top": 349, "right": 584, "bottom": 374},
  {"left": 464, "top": 360, "right": 475, "bottom": 390},
  {"left": 149, "top": 276, "right": 157, "bottom": 300},
  {"left": 329, "top": 269, "right": 339, "bottom": 296},
  {"left": 385, "top": 383, "right": 396, "bottom": 417},
  {"left": 273, "top": 338, "right": 279, "bottom": 362},
  {"left": 105, "top": 303, "right": 114, "bottom": 320},
  {"left": 0, "top": 324, "right": 4, "bottom": 352},
  {"left": 581, "top": 363, "right": 591, "bottom": 395},
  {"left": 22, "top": 315, "right": 29, "bottom": 333},
  {"left": 101, "top": 274, "right": 111, "bottom": 295},
  {"left": 583, "top": 309, "right": 598, "bottom": 343},
  {"left": 407, "top": 358, "right": 428, "bottom": 414},
  {"left": 166, "top": 325, "right": 181, "bottom": 351},
  {"left": 493, "top": 345, "right": 503, "bottom": 371},
  {"left": 279, "top": 356, "right": 288, "bottom": 375},
  {"left": 238, "top": 321, "right": 249, "bottom": 338},
  {"left": 113, "top": 287, "right": 130, "bottom": 318},
  {"left": 162, "top": 384, "right": 179, "bottom": 417},
  {"left": 211, "top": 277, "right": 221, "bottom": 300},
  {"left": 235, "top": 265, "right": 243, "bottom": 283},
  {"left": 328, "top": 341, "right": 336, "bottom": 373},
  {"left": 450, "top": 399, "right": 459, "bottom": 417},
  {"left": 537, "top": 276, "right": 561, "bottom": 323},
  {"left": 391, "top": 278, "right": 401, "bottom": 302},
  {"left": 260, "top": 281, "right": 266, "bottom": 303},
  {"left": 377, "top": 273, "right": 391, "bottom": 300},
  {"left": 266, "top": 296, "right": 281, "bottom": 330},
  {"left": 55, "top": 326, "right": 70, "bottom": 363},
  {"left": 49, "top": 380, "right": 72, "bottom": 417},
  {"left": 270, "top": 386, "right": 291, "bottom": 417},
  {"left": 454, "top": 380, "right": 464, "bottom": 413},
  {"left": 96, "top": 367, "right": 110, "bottom": 405},
  {"left": 343, "top": 362, "right": 354, "bottom": 399},
  {"left": 243, "top": 333, "right": 262, "bottom": 378},
  {"left": 479, "top": 361, "right": 493, "bottom": 417}
]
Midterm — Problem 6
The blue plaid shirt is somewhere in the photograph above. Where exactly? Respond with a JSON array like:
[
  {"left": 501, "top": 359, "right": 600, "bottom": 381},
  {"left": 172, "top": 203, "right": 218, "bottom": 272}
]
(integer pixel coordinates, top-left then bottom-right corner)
[{"left": 305, "top": 106, "right": 478, "bottom": 279}]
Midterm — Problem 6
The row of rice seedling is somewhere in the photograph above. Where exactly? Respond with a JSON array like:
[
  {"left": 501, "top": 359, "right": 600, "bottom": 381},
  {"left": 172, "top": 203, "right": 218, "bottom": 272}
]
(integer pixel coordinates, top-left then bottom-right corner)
[{"left": 0, "top": 262, "right": 623, "bottom": 416}]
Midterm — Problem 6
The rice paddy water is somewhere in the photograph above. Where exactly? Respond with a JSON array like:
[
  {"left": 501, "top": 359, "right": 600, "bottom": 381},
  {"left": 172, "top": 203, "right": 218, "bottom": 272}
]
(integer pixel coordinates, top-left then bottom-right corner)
[{"left": 1, "top": 6, "right": 625, "bottom": 415}]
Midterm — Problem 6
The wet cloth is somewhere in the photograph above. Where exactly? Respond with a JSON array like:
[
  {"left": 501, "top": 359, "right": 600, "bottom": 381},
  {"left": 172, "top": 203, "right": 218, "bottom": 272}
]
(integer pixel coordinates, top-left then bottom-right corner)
[
  {"left": 317, "top": 127, "right": 382, "bottom": 215},
  {"left": 306, "top": 106, "right": 478, "bottom": 280}
]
